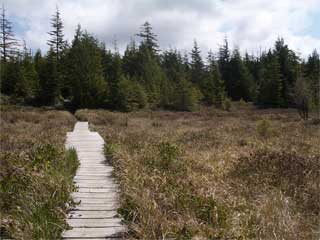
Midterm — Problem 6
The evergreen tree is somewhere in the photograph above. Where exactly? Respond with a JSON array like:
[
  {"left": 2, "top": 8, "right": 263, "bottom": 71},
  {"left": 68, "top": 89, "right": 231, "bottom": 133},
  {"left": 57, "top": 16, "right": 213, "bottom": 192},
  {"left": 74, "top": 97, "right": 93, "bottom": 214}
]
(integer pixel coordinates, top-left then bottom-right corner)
[
  {"left": 66, "top": 26, "right": 107, "bottom": 108},
  {"left": 273, "top": 38, "right": 299, "bottom": 106},
  {"left": 229, "top": 48, "right": 254, "bottom": 101},
  {"left": 47, "top": 7, "right": 65, "bottom": 62},
  {"left": 118, "top": 76, "right": 148, "bottom": 111},
  {"left": 172, "top": 78, "right": 200, "bottom": 111},
  {"left": 162, "top": 49, "right": 185, "bottom": 83},
  {"left": 19, "top": 41, "right": 39, "bottom": 101},
  {"left": 202, "top": 50, "right": 225, "bottom": 106},
  {"left": 107, "top": 51, "right": 122, "bottom": 109},
  {"left": 136, "top": 22, "right": 159, "bottom": 55},
  {"left": 218, "top": 37, "right": 231, "bottom": 97},
  {"left": 305, "top": 49, "right": 320, "bottom": 116},
  {"left": 1, "top": 60, "right": 21, "bottom": 97},
  {"left": 122, "top": 38, "right": 139, "bottom": 77},
  {"left": 38, "top": 49, "right": 59, "bottom": 105},
  {"left": 258, "top": 52, "right": 283, "bottom": 107},
  {"left": 190, "top": 40, "right": 204, "bottom": 85},
  {"left": 136, "top": 47, "right": 163, "bottom": 107},
  {"left": 160, "top": 49, "right": 183, "bottom": 108}
]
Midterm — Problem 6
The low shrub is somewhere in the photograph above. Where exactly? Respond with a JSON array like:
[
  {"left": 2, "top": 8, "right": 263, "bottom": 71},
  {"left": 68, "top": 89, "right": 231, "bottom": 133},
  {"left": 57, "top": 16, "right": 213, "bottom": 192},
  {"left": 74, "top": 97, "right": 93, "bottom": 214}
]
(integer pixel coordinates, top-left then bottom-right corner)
[
  {"left": 222, "top": 98, "right": 232, "bottom": 111},
  {"left": 256, "top": 119, "right": 272, "bottom": 137}
]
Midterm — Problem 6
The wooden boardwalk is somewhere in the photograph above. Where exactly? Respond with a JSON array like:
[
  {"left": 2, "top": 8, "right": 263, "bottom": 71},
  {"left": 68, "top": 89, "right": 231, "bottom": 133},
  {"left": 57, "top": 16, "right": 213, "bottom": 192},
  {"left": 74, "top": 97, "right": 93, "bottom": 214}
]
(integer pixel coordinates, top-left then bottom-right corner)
[{"left": 63, "top": 122, "right": 126, "bottom": 239}]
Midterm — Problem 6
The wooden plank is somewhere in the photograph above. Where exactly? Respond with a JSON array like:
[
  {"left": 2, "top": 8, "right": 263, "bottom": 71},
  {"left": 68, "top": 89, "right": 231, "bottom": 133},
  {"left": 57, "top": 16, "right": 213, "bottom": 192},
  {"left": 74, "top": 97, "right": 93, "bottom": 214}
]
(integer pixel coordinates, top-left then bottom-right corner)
[
  {"left": 77, "top": 188, "right": 118, "bottom": 193},
  {"left": 64, "top": 122, "right": 125, "bottom": 238},
  {"left": 74, "top": 198, "right": 118, "bottom": 204},
  {"left": 68, "top": 210, "right": 118, "bottom": 219},
  {"left": 62, "top": 227, "right": 126, "bottom": 238},
  {"left": 74, "top": 176, "right": 111, "bottom": 180},
  {"left": 72, "top": 192, "right": 118, "bottom": 199},
  {"left": 67, "top": 218, "right": 122, "bottom": 228},
  {"left": 74, "top": 179, "right": 115, "bottom": 184}
]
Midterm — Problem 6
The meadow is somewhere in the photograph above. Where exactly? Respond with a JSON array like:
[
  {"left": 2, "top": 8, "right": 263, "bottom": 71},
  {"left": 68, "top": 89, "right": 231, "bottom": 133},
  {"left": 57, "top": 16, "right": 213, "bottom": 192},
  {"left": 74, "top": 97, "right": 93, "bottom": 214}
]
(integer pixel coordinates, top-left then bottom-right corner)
[
  {"left": 76, "top": 103, "right": 320, "bottom": 239},
  {"left": 0, "top": 106, "right": 78, "bottom": 239}
]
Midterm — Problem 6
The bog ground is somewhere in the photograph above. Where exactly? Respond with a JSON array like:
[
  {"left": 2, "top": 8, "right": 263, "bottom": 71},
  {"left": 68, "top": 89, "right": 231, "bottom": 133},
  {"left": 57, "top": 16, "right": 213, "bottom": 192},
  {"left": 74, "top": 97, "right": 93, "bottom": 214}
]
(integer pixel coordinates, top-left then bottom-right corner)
[
  {"left": 0, "top": 104, "right": 319, "bottom": 239},
  {"left": 76, "top": 104, "right": 319, "bottom": 239}
]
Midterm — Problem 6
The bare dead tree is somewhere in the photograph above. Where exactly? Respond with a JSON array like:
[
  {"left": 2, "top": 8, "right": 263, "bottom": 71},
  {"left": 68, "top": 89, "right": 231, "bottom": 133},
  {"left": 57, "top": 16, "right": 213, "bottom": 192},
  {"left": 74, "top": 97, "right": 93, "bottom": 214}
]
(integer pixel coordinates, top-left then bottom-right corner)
[{"left": 0, "top": 5, "right": 18, "bottom": 62}]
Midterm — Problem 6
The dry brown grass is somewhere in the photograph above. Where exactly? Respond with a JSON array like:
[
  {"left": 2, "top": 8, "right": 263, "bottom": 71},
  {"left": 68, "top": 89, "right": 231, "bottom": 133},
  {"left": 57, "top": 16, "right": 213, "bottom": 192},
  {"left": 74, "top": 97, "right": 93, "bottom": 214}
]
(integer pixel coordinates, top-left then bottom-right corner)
[
  {"left": 0, "top": 105, "right": 78, "bottom": 239},
  {"left": 76, "top": 105, "right": 320, "bottom": 239}
]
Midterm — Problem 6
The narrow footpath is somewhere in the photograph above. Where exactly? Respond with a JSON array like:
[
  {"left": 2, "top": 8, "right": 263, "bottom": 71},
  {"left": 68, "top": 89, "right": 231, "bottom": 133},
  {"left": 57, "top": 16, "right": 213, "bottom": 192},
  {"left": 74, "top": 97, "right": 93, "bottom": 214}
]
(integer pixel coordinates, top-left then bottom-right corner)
[{"left": 63, "top": 122, "right": 126, "bottom": 239}]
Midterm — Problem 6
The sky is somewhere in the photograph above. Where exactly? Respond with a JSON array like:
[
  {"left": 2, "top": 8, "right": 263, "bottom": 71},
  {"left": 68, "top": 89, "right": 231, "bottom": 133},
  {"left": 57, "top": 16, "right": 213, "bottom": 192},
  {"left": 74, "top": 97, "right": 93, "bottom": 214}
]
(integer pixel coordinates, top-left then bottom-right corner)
[{"left": 3, "top": 0, "right": 320, "bottom": 58}]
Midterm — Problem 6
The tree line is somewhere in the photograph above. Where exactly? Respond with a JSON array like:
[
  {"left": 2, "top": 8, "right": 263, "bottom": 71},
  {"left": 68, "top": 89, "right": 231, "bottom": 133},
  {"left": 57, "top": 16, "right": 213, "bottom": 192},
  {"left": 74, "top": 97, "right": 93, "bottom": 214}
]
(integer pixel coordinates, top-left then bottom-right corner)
[{"left": 0, "top": 7, "right": 319, "bottom": 114}]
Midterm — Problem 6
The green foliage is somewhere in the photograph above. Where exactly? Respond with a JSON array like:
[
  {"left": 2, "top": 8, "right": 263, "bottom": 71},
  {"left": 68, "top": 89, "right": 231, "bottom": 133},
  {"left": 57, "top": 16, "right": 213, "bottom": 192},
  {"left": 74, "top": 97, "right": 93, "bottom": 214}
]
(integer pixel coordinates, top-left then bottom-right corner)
[
  {"left": 256, "top": 119, "right": 272, "bottom": 137},
  {"left": 0, "top": 145, "right": 79, "bottom": 239},
  {"left": 104, "top": 143, "right": 118, "bottom": 164},
  {"left": 222, "top": 97, "right": 232, "bottom": 111},
  {"left": 239, "top": 98, "right": 247, "bottom": 106},
  {"left": 204, "top": 55, "right": 226, "bottom": 107},
  {"left": 229, "top": 49, "right": 254, "bottom": 101},
  {"left": 1, "top": 61, "right": 21, "bottom": 95},
  {"left": 257, "top": 52, "right": 284, "bottom": 107},
  {"left": 136, "top": 47, "right": 163, "bottom": 107},
  {"left": 190, "top": 40, "right": 204, "bottom": 85},
  {"left": 305, "top": 49, "right": 320, "bottom": 117},
  {"left": 118, "top": 77, "right": 148, "bottom": 112},
  {"left": 136, "top": 21, "right": 159, "bottom": 54},
  {"left": 66, "top": 26, "right": 108, "bottom": 108},
  {"left": 294, "top": 77, "right": 313, "bottom": 120},
  {"left": 38, "top": 51, "right": 60, "bottom": 105},
  {"left": 158, "top": 142, "right": 180, "bottom": 171},
  {"left": 172, "top": 79, "right": 200, "bottom": 111}
]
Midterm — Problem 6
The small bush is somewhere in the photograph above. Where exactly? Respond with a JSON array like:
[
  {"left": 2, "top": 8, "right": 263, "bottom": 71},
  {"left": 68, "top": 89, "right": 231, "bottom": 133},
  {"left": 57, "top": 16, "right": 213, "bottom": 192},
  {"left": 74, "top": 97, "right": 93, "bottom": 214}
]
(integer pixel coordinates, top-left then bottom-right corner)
[
  {"left": 158, "top": 142, "right": 180, "bottom": 171},
  {"left": 256, "top": 119, "right": 272, "bottom": 137},
  {"left": 222, "top": 98, "right": 232, "bottom": 111},
  {"left": 172, "top": 80, "right": 201, "bottom": 112},
  {"left": 118, "top": 77, "right": 148, "bottom": 112},
  {"left": 239, "top": 98, "right": 247, "bottom": 106},
  {"left": 104, "top": 143, "right": 118, "bottom": 163}
]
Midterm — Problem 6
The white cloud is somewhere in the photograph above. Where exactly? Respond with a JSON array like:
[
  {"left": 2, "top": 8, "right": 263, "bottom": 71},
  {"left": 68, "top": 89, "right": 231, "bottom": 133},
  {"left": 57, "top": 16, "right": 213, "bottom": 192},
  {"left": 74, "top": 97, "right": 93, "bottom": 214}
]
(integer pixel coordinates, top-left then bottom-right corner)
[{"left": 3, "top": 0, "right": 320, "bottom": 58}]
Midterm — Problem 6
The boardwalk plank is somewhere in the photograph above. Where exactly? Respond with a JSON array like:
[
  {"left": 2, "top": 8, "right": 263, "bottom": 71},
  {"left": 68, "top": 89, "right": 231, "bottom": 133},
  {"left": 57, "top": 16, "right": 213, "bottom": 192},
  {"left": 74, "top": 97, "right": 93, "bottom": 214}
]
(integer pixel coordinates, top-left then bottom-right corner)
[{"left": 63, "top": 121, "right": 126, "bottom": 239}]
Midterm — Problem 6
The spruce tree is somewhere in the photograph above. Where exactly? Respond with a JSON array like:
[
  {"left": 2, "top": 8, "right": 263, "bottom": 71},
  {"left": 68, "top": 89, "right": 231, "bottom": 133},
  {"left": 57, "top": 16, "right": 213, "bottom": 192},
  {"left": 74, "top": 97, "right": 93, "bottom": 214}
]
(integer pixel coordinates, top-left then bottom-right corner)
[
  {"left": 229, "top": 48, "right": 254, "bottom": 101},
  {"left": 18, "top": 41, "right": 39, "bottom": 102},
  {"left": 202, "top": 50, "right": 225, "bottom": 106},
  {"left": 273, "top": 38, "right": 299, "bottom": 106},
  {"left": 137, "top": 47, "right": 163, "bottom": 107},
  {"left": 66, "top": 26, "right": 107, "bottom": 108},
  {"left": 38, "top": 49, "right": 59, "bottom": 105},
  {"left": 122, "top": 38, "right": 139, "bottom": 77},
  {"left": 258, "top": 52, "right": 283, "bottom": 107},
  {"left": 46, "top": 7, "right": 67, "bottom": 100},
  {"left": 47, "top": 7, "right": 65, "bottom": 62},
  {"left": 218, "top": 37, "right": 231, "bottom": 97},
  {"left": 108, "top": 51, "right": 122, "bottom": 109},
  {"left": 136, "top": 22, "right": 159, "bottom": 55},
  {"left": 305, "top": 49, "right": 320, "bottom": 114},
  {"left": 190, "top": 40, "right": 204, "bottom": 85}
]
